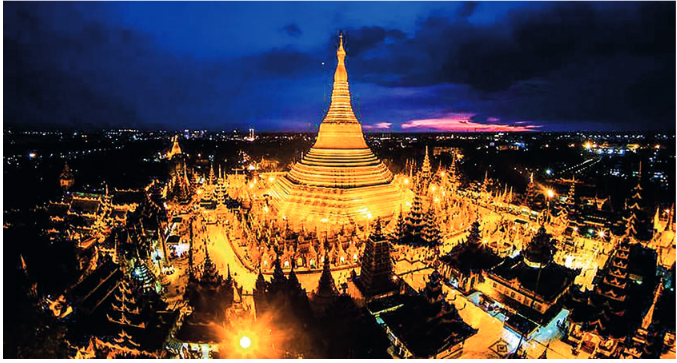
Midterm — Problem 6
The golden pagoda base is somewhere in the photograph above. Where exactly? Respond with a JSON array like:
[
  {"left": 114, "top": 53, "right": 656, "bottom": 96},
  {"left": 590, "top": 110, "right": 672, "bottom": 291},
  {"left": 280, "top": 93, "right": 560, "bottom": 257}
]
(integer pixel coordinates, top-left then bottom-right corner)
[{"left": 269, "top": 174, "right": 403, "bottom": 230}]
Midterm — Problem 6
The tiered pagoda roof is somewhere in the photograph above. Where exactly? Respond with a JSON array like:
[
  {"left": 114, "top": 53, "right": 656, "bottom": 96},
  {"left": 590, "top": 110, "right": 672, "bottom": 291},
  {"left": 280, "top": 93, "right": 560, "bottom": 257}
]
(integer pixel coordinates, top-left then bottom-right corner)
[
  {"left": 568, "top": 238, "right": 659, "bottom": 339},
  {"left": 269, "top": 32, "right": 402, "bottom": 227},
  {"left": 358, "top": 219, "right": 397, "bottom": 298},
  {"left": 440, "top": 221, "right": 501, "bottom": 275}
]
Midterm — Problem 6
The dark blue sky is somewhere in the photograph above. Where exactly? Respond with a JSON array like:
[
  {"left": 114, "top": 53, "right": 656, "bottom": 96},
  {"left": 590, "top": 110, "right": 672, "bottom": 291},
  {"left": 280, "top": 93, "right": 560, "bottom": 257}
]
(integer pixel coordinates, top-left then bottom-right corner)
[{"left": 4, "top": 1, "right": 675, "bottom": 132}]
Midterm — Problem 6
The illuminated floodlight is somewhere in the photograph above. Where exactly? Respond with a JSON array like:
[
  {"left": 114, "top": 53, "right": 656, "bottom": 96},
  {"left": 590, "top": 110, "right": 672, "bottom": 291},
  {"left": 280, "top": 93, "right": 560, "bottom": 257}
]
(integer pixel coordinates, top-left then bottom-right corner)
[
  {"left": 239, "top": 336, "right": 251, "bottom": 350},
  {"left": 547, "top": 189, "right": 554, "bottom": 198}
]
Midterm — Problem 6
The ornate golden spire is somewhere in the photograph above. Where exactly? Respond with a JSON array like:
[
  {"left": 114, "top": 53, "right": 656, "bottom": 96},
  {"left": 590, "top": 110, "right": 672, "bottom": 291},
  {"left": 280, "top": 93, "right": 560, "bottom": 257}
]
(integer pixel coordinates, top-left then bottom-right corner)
[
  {"left": 168, "top": 135, "right": 182, "bottom": 159},
  {"left": 321, "top": 31, "right": 359, "bottom": 126}
]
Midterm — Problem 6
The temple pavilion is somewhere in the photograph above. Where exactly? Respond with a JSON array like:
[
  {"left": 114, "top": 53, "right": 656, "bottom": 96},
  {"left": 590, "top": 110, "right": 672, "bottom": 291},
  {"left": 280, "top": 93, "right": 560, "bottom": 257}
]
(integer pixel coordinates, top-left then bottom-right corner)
[{"left": 269, "top": 32, "right": 402, "bottom": 228}]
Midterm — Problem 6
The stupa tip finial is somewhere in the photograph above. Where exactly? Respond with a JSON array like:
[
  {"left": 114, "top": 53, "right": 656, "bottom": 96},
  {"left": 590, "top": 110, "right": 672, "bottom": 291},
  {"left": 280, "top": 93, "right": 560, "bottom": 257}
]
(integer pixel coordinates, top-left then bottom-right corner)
[{"left": 337, "top": 31, "right": 346, "bottom": 56}]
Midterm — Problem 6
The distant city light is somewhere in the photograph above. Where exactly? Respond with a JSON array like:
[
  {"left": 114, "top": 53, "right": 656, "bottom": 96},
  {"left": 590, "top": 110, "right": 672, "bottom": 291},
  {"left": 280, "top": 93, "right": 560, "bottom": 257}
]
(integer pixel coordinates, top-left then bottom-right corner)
[{"left": 546, "top": 169, "right": 552, "bottom": 175}]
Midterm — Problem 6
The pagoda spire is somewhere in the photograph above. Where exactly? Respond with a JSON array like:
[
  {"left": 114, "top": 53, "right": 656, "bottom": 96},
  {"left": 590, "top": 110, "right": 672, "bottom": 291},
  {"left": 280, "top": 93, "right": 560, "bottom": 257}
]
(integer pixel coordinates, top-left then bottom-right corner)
[
  {"left": 525, "top": 173, "right": 536, "bottom": 208},
  {"left": 625, "top": 164, "right": 645, "bottom": 240},
  {"left": 422, "top": 207, "right": 442, "bottom": 247},
  {"left": 321, "top": 31, "right": 359, "bottom": 126},
  {"left": 317, "top": 249, "right": 338, "bottom": 296},
  {"left": 208, "top": 162, "right": 215, "bottom": 186},
  {"left": 358, "top": 217, "right": 395, "bottom": 297},
  {"left": 641, "top": 278, "right": 663, "bottom": 330},
  {"left": 169, "top": 135, "right": 182, "bottom": 159}
]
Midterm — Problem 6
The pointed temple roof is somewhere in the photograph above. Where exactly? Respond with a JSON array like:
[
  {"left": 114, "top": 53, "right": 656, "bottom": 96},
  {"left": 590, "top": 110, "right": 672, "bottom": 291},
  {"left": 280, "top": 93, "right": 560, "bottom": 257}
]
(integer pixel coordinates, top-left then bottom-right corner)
[
  {"left": 421, "top": 145, "right": 432, "bottom": 176},
  {"left": 269, "top": 32, "right": 402, "bottom": 226},
  {"left": 167, "top": 136, "right": 182, "bottom": 160},
  {"left": 316, "top": 250, "right": 338, "bottom": 298}
]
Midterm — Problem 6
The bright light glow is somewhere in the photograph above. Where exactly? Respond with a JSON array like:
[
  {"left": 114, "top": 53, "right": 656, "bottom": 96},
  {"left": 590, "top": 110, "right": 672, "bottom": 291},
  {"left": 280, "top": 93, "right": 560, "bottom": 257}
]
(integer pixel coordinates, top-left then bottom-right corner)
[
  {"left": 248, "top": 164, "right": 256, "bottom": 171},
  {"left": 321, "top": 218, "right": 328, "bottom": 223},
  {"left": 598, "top": 230, "right": 605, "bottom": 238},
  {"left": 268, "top": 177, "right": 275, "bottom": 182},
  {"left": 441, "top": 171, "right": 445, "bottom": 176},
  {"left": 249, "top": 183, "right": 254, "bottom": 189},
  {"left": 239, "top": 336, "right": 251, "bottom": 349},
  {"left": 547, "top": 189, "right": 554, "bottom": 198},
  {"left": 28, "top": 153, "right": 36, "bottom": 159},
  {"left": 431, "top": 186, "right": 436, "bottom": 192},
  {"left": 263, "top": 206, "right": 269, "bottom": 213},
  {"left": 546, "top": 169, "right": 552, "bottom": 175},
  {"left": 404, "top": 179, "right": 409, "bottom": 184},
  {"left": 585, "top": 142, "right": 592, "bottom": 150}
]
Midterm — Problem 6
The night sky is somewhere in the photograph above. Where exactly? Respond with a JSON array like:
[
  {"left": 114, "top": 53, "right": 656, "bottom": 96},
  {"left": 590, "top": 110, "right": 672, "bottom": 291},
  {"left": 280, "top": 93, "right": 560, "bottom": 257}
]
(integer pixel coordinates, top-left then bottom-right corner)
[{"left": 4, "top": 2, "right": 675, "bottom": 132}]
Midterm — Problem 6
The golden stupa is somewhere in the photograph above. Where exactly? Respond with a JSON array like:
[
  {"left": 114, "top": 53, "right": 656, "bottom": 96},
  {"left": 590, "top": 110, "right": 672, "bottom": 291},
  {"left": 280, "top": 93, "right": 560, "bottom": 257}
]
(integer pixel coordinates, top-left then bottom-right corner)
[{"left": 269, "top": 32, "right": 402, "bottom": 227}]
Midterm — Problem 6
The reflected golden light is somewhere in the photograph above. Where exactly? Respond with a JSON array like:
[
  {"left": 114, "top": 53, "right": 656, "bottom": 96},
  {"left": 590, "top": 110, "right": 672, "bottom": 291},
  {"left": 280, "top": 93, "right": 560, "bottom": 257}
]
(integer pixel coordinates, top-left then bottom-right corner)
[{"left": 585, "top": 142, "right": 592, "bottom": 150}]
